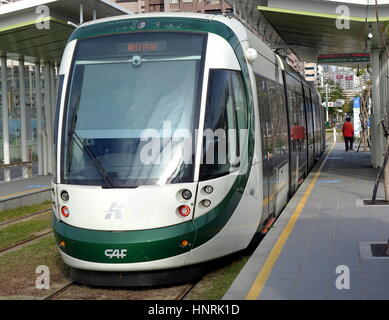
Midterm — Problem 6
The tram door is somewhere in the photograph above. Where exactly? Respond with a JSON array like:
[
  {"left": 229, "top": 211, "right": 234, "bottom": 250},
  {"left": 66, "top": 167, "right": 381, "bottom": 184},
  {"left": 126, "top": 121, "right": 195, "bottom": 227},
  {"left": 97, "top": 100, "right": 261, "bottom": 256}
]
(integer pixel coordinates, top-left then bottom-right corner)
[
  {"left": 303, "top": 86, "right": 315, "bottom": 170},
  {"left": 311, "top": 92, "right": 321, "bottom": 160},
  {"left": 256, "top": 77, "right": 276, "bottom": 219},
  {"left": 285, "top": 74, "right": 308, "bottom": 195}
]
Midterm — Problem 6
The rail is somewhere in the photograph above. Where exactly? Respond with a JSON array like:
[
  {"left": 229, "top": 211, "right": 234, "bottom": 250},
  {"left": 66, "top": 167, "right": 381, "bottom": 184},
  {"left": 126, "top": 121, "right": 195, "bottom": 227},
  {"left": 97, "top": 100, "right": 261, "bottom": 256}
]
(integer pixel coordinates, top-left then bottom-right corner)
[
  {"left": 0, "top": 148, "right": 34, "bottom": 178},
  {"left": 0, "top": 161, "right": 32, "bottom": 169}
]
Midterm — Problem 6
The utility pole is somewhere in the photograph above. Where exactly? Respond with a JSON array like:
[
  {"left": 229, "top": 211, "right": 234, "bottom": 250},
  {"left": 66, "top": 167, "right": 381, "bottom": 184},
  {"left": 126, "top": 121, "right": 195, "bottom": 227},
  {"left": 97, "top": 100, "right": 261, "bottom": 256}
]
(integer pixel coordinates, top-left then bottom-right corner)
[{"left": 325, "top": 83, "right": 330, "bottom": 127}]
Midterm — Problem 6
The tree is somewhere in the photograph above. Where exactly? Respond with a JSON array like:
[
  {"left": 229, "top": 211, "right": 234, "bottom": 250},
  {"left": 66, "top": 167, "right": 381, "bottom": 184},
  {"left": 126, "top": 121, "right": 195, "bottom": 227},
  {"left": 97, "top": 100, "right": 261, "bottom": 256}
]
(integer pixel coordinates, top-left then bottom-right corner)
[
  {"left": 318, "top": 80, "right": 346, "bottom": 122},
  {"left": 343, "top": 100, "right": 353, "bottom": 115}
]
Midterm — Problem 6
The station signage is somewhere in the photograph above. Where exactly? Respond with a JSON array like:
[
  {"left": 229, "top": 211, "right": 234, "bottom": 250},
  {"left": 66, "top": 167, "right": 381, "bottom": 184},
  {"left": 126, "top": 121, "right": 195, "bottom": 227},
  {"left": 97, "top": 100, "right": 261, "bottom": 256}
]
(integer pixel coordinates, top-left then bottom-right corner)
[
  {"left": 353, "top": 97, "right": 361, "bottom": 109},
  {"left": 321, "top": 101, "right": 344, "bottom": 108},
  {"left": 353, "top": 97, "right": 361, "bottom": 136},
  {"left": 317, "top": 53, "right": 370, "bottom": 63},
  {"left": 335, "top": 99, "right": 345, "bottom": 107}
]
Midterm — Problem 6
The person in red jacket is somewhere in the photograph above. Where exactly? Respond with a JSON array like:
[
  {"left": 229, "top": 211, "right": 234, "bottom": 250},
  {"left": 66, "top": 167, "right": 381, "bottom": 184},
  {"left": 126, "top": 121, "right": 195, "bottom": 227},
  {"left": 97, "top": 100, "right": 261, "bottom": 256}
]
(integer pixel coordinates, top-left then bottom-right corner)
[{"left": 342, "top": 116, "right": 354, "bottom": 151}]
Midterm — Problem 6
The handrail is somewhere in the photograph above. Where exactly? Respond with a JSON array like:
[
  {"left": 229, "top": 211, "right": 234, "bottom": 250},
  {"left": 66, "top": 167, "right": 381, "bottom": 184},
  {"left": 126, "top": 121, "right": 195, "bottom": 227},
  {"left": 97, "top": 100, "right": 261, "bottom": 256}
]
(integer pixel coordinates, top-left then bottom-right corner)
[{"left": 0, "top": 161, "right": 32, "bottom": 169}]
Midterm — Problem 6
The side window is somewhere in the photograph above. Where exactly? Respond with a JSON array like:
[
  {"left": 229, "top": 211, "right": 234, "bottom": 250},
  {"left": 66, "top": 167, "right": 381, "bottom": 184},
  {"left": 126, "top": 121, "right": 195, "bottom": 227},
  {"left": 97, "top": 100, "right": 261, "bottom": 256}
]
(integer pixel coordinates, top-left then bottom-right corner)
[
  {"left": 200, "top": 69, "right": 248, "bottom": 181},
  {"left": 256, "top": 77, "right": 271, "bottom": 159},
  {"left": 54, "top": 75, "right": 65, "bottom": 145},
  {"left": 268, "top": 82, "right": 280, "bottom": 157},
  {"left": 231, "top": 72, "right": 248, "bottom": 138},
  {"left": 276, "top": 84, "right": 289, "bottom": 160},
  {"left": 53, "top": 74, "right": 65, "bottom": 179}
]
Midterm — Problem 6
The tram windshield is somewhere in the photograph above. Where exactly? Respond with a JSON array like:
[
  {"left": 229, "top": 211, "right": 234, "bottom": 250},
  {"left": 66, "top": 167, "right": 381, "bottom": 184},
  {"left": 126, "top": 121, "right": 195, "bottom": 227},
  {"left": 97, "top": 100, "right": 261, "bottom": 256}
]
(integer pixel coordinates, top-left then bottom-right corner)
[{"left": 62, "top": 32, "right": 206, "bottom": 187}]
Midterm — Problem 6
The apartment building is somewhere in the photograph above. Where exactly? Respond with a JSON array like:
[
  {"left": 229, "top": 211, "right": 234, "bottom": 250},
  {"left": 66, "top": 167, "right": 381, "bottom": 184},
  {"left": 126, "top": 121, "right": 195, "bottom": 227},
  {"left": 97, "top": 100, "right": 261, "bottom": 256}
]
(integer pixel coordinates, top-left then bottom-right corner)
[
  {"left": 304, "top": 63, "right": 324, "bottom": 87},
  {"left": 113, "top": 0, "right": 230, "bottom": 14}
]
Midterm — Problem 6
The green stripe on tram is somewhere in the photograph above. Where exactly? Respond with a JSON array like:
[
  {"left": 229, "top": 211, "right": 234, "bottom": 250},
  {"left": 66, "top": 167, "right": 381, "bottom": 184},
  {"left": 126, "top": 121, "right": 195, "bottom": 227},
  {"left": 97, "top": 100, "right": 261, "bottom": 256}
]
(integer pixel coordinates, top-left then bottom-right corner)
[
  {"left": 53, "top": 217, "right": 196, "bottom": 263},
  {"left": 55, "top": 17, "right": 256, "bottom": 263}
]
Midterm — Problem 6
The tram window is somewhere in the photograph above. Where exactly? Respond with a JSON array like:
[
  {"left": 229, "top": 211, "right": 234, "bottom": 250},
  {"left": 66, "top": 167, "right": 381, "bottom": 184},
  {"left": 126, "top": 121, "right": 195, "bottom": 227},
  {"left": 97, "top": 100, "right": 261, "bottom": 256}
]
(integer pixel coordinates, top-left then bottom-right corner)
[
  {"left": 62, "top": 32, "right": 206, "bottom": 187},
  {"left": 200, "top": 69, "right": 248, "bottom": 181},
  {"left": 53, "top": 75, "right": 64, "bottom": 179},
  {"left": 256, "top": 76, "right": 272, "bottom": 159},
  {"left": 276, "top": 84, "right": 289, "bottom": 158},
  {"left": 268, "top": 83, "right": 283, "bottom": 157},
  {"left": 54, "top": 75, "right": 64, "bottom": 148},
  {"left": 231, "top": 72, "right": 248, "bottom": 144}
]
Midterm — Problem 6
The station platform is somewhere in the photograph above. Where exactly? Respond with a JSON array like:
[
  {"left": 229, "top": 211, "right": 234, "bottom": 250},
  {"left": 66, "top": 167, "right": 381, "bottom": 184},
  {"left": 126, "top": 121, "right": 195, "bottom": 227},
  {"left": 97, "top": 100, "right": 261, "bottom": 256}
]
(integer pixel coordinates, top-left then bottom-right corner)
[
  {"left": 224, "top": 142, "right": 389, "bottom": 300},
  {"left": 0, "top": 176, "right": 52, "bottom": 210}
]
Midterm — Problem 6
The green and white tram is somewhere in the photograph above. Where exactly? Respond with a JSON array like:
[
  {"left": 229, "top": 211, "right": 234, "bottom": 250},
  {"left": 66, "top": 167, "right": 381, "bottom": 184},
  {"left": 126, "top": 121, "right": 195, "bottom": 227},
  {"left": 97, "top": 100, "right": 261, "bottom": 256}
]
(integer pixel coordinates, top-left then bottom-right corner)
[{"left": 52, "top": 13, "right": 324, "bottom": 286}]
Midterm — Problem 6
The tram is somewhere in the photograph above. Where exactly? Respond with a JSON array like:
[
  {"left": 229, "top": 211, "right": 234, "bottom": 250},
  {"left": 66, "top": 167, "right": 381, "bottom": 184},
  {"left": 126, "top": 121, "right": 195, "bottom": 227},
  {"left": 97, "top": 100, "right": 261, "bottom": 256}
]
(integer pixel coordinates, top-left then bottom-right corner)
[{"left": 52, "top": 13, "right": 325, "bottom": 286}]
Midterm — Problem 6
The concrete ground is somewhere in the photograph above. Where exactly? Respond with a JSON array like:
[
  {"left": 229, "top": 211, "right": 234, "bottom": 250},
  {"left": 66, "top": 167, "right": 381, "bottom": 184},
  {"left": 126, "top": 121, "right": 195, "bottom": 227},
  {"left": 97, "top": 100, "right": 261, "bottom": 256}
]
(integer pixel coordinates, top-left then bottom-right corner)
[
  {"left": 224, "top": 143, "right": 389, "bottom": 300},
  {"left": 0, "top": 175, "right": 52, "bottom": 210}
]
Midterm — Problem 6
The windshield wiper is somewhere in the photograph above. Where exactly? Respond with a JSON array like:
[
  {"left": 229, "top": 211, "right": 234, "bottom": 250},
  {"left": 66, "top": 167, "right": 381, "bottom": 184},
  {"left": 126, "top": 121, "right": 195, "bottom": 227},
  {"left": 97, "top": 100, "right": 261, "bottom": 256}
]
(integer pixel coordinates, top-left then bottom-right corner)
[
  {"left": 67, "top": 95, "right": 116, "bottom": 188},
  {"left": 71, "top": 131, "right": 116, "bottom": 188}
]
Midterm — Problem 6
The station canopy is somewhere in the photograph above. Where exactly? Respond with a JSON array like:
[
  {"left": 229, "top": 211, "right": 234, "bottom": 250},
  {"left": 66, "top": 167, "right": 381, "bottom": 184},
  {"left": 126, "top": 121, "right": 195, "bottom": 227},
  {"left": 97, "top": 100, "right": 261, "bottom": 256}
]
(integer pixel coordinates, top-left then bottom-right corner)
[
  {"left": 0, "top": 0, "right": 131, "bottom": 63},
  {"left": 226, "top": 0, "right": 389, "bottom": 65}
]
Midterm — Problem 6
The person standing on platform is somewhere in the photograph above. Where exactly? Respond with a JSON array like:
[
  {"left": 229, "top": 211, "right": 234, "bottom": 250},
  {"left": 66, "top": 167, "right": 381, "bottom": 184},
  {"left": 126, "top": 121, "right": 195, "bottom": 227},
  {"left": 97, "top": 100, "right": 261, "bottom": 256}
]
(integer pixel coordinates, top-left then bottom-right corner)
[{"left": 342, "top": 116, "right": 354, "bottom": 151}]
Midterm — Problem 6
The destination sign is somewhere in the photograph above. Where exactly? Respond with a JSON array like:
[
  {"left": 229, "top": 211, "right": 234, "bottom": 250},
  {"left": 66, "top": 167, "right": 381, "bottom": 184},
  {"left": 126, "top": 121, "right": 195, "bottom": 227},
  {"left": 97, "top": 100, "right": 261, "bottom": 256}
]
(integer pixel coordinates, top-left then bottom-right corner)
[
  {"left": 317, "top": 53, "right": 370, "bottom": 63},
  {"left": 117, "top": 41, "right": 167, "bottom": 53}
]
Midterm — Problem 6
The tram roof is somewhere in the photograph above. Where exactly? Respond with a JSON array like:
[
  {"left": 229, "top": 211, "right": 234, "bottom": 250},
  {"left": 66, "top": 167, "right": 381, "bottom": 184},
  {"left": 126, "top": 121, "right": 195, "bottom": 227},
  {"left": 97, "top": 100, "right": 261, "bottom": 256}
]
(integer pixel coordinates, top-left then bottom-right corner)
[
  {"left": 0, "top": 0, "right": 132, "bottom": 64},
  {"left": 78, "top": 11, "right": 217, "bottom": 26},
  {"left": 226, "top": 0, "right": 389, "bottom": 65}
]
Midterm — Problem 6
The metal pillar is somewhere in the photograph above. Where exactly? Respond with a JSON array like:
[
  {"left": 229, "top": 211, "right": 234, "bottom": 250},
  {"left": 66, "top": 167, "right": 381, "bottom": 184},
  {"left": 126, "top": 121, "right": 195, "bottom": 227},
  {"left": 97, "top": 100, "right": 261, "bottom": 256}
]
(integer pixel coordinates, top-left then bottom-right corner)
[
  {"left": 28, "top": 65, "right": 34, "bottom": 177},
  {"left": 325, "top": 83, "right": 329, "bottom": 124},
  {"left": 50, "top": 63, "right": 57, "bottom": 178},
  {"left": 371, "top": 49, "right": 383, "bottom": 168},
  {"left": 43, "top": 62, "right": 53, "bottom": 174},
  {"left": 35, "top": 62, "right": 43, "bottom": 175},
  {"left": 80, "top": 2, "right": 84, "bottom": 24},
  {"left": 50, "top": 64, "right": 56, "bottom": 128},
  {"left": 1, "top": 54, "right": 10, "bottom": 181},
  {"left": 28, "top": 65, "right": 33, "bottom": 110},
  {"left": 19, "top": 58, "right": 28, "bottom": 178},
  {"left": 93, "top": 8, "right": 97, "bottom": 20},
  {"left": 42, "top": 130, "right": 47, "bottom": 176},
  {"left": 163, "top": 0, "right": 170, "bottom": 13},
  {"left": 382, "top": 55, "right": 389, "bottom": 129}
]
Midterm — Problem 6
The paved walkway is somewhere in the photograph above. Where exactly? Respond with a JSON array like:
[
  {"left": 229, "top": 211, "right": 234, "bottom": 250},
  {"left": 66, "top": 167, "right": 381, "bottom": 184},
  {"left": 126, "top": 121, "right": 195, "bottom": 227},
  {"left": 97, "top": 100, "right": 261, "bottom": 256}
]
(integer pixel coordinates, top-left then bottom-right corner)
[
  {"left": 224, "top": 143, "right": 389, "bottom": 300},
  {"left": 0, "top": 176, "right": 52, "bottom": 200}
]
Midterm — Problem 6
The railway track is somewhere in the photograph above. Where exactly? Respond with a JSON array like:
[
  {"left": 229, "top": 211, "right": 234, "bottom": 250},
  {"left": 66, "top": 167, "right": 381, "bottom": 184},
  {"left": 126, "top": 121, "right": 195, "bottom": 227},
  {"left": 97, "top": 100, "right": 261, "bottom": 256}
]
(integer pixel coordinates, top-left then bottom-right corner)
[
  {"left": 174, "top": 281, "right": 198, "bottom": 300},
  {"left": 0, "top": 230, "right": 53, "bottom": 255},
  {"left": 42, "top": 279, "right": 199, "bottom": 300},
  {"left": 0, "top": 205, "right": 200, "bottom": 300},
  {"left": 43, "top": 281, "right": 75, "bottom": 300},
  {"left": 0, "top": 208, "right": 52, "bottom": 228}
]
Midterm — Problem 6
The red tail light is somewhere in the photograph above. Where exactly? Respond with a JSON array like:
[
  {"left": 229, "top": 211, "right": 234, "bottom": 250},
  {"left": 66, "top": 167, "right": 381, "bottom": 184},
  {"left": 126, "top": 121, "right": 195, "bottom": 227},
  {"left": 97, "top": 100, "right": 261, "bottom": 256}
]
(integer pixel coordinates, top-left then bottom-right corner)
[
  {"left": 61, "top": 206, "right": 70, "bottom": 217},
  {"left": 178, "top": 205, "right": 191, "bottom": 217}
]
